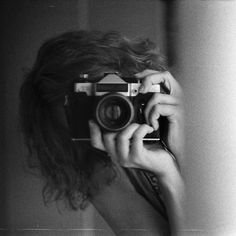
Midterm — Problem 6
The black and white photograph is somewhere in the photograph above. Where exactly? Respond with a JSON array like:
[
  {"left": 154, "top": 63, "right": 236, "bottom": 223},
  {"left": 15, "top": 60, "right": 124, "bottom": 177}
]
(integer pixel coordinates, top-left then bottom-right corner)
[{"left": 1, "top": 0, "right": 236, "bottom": 235}]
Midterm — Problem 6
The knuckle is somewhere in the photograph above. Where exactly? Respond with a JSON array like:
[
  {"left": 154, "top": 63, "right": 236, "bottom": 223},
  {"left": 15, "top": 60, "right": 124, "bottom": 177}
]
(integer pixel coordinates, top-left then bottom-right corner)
[
  {"left": 103, "top": 132, "right": 114, "bottom": 141},
  {"left": 153, "top": 104, "right": 159, "bottom": 112}
]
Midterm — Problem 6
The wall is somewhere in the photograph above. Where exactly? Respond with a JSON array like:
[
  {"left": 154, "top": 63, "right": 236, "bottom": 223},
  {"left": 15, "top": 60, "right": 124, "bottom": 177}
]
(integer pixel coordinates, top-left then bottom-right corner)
[
  {"left": 88, "top": 0, "right": 165, "bottom": 52},
  {"left": 175, "top": 1, "right": 236, "bottom": 235}
]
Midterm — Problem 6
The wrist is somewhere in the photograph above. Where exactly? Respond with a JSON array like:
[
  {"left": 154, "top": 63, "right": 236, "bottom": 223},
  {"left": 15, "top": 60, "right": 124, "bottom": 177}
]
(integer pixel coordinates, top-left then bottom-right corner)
[
  {"left": 158, "top": 165, "right": 186, "bottom": 233},
  {"left": 147, "top": 150, "right": 181, "bottom": 179},
  {"left": 159, "top": 167, "right": 185, "bottom": 195},
  {"left": 149, "top": 152, "right": 184, "bottom": 194}
]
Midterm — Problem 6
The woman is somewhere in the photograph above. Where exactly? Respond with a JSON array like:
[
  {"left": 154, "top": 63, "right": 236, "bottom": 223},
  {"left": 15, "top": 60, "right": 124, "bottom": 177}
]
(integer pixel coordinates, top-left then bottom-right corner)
[{"left": 19, "top": 30, "right": 185, "bottom": 235}]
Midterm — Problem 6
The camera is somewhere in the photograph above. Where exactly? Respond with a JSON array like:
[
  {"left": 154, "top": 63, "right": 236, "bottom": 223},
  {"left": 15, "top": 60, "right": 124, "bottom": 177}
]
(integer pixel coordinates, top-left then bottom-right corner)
[{"left": 64, "top": 72, "right": 164, "bottom": 142}]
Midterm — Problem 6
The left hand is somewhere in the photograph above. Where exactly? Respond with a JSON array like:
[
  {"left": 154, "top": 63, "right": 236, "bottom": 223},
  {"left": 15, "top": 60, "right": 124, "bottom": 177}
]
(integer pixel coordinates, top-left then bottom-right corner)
[{"left": 135, "top": 69, "right": 185, "bottom": 166}]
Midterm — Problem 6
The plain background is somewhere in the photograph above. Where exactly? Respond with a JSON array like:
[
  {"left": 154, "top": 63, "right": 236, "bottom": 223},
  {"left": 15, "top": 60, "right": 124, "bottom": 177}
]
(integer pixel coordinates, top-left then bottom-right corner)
[{"left": 1, "top": 1, "right": 236, "bottom": 236}]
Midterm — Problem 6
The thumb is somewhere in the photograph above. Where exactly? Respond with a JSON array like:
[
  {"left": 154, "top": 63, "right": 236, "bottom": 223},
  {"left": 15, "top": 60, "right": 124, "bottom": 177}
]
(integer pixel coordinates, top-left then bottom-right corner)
[{"left": 88, "top": 120, "right": 105, "bottom": 151}]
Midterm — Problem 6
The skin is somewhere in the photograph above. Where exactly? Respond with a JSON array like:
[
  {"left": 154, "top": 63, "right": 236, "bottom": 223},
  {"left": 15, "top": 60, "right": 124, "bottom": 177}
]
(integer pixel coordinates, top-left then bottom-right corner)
[{"left": 89, "top": 69, "right": 185, "bottom": 235}]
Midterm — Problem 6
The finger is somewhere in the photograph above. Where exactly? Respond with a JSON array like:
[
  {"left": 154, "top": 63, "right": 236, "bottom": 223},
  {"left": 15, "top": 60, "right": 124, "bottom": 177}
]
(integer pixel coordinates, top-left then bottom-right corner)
[
  {"left": 138, "top": 72, "right": 166, "bottom": 94},
  {"left": 149, "top": 104, "right": 181, "bottom": 123},
  {"left": 116, "top": 123, "right": 140, "bottom": 159},
  {"left": 131, "top": 124, "right": 154, "bottom": 154},
  {"left": 89, "top": 120, "right": 105, "bottom": 151},
  {"left": 103, "top": 132, "right": 117, "bottom": 159},
  {"left": 144, "top": 93, "right": 179, "bottom": 125},
  {"left": 148, "top": 105, "right": 161, "bottom": 130},
  {"left": 136, "top": 70, "right": 181, "bottom": 96}
]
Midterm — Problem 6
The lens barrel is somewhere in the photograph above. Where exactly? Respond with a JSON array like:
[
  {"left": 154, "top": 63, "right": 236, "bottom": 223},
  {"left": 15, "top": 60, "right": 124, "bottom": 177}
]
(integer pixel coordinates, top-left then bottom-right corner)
[{"left": 95, "top": 93, "right": 134, "bottom": 132}]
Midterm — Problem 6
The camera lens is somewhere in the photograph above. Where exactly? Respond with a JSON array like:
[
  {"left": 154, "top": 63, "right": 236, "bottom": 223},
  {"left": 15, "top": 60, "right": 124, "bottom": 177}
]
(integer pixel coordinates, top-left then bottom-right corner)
[{"left": 95, "top": 93, "right": 134, "bottom": 132}]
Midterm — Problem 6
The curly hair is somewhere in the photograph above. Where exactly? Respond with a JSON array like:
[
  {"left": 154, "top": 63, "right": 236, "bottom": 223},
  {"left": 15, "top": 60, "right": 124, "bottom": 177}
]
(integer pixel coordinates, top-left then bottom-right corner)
[{"left": 19, "top": 30, "right": 167, "bottom": 210}]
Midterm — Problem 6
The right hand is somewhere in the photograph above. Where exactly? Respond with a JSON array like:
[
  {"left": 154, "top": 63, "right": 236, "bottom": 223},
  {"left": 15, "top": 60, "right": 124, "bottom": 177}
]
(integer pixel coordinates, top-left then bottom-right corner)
[
  {"left": 89, "top": 121, "right": 185, "bottom": 235},
  {"left": 89, "top": 120, "right": 179, "bottom": 179},
  {"left": 135, "top": 69, "right": 185, "bottom": 166}
]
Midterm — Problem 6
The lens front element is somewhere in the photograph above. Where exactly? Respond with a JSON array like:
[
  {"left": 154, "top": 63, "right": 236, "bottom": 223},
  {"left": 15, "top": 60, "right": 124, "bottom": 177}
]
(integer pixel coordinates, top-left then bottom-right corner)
[{"left": 95, "top": 93, "right": 134, "bottom": 132}]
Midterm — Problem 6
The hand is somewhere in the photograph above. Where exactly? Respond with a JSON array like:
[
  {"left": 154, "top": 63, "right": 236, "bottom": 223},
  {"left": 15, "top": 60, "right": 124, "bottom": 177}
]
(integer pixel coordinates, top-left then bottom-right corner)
[
  {"left": 89, "top": 120, "right": 185, "bottom": 233},
  {"left": 89, "top": 121, "right": 178, "bottom": 178},
  {"left": 135, "top": 69, "right": 185, "bottom": 166}
]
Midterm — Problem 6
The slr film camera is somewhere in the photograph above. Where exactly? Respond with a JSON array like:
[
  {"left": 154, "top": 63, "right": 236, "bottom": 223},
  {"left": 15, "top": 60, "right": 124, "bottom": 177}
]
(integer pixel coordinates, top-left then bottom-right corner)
[{"left": 64, "top": 72, "right": 165, "bottom": 142}]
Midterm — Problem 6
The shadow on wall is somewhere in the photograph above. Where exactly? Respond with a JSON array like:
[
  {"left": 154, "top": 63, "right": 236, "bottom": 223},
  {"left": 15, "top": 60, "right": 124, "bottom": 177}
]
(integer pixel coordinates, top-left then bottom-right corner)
[{"left": 0, "top": 1, "right": 8, "bottom": 227}]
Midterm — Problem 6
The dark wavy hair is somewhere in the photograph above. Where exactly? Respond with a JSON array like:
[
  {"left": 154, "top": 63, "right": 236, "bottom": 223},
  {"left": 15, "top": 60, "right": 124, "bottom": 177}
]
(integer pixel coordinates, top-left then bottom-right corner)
[{"left": 19, "top": 30, "right": 167, "bottom": 210}]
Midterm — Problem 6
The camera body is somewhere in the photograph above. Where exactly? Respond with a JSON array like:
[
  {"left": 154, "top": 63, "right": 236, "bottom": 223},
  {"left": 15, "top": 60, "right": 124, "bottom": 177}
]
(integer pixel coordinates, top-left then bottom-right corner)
[{"left": 64, "top": 73, "right": 164, "bottom": 141}]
